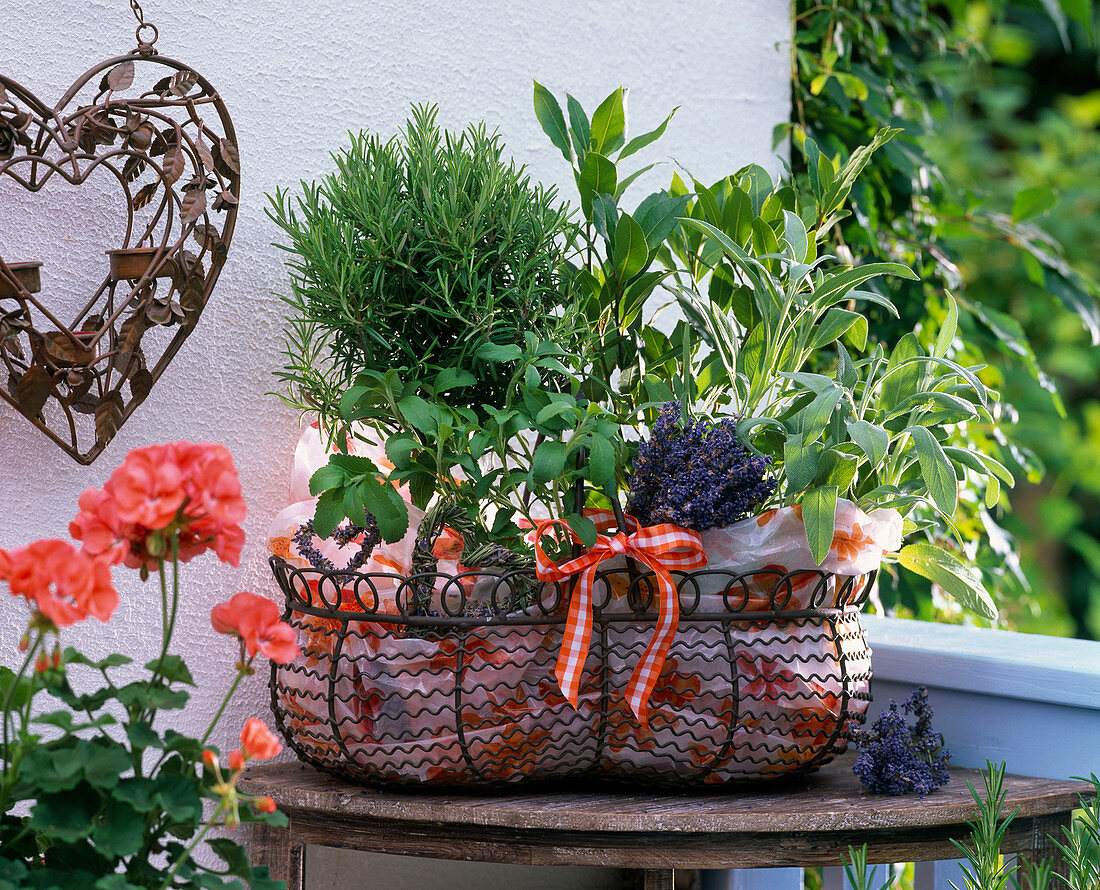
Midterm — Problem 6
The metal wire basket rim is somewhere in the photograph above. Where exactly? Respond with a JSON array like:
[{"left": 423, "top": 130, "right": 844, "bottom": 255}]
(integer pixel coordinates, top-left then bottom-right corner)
[{"left": 270, "top": 555, "right": 875, "bottom": 623}]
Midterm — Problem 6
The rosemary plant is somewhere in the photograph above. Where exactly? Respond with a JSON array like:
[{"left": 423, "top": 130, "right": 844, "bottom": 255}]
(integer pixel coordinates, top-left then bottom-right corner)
[
  {"left": 840, "top": 845, "right": 893, "bottom": 890},
  {"left": 269, "top": 104, "right": 582, "bottom": 423},
  {"left": 951, "top": 762, "right": 1020, "bottom": 890}
]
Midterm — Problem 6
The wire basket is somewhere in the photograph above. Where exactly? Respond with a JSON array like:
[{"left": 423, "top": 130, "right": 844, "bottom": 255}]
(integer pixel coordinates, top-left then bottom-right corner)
[{"left": 268, "top": 553, "right": 874, "bottom": 788}]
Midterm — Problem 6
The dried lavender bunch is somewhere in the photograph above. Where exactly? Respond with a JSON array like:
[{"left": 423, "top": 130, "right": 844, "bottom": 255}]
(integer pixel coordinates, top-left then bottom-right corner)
[
  {"left": 851, "top": 686, "right": 951, "bottom": 797},
  {"left": 625, "top": 402, "right": 775, "bottom": 531}
]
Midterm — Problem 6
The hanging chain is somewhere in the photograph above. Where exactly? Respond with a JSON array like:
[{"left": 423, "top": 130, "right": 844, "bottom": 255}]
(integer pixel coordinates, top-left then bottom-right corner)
[{"left": 129, "top": 0, "right": 159, "bottom": 54}]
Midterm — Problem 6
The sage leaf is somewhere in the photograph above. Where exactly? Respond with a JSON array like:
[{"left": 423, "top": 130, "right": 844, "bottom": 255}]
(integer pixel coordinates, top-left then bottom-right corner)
[
  {"left": 846, "top": 420, "right": 889, "bottom": 470},
  {"left": 898, "top": 543, "right": 996, "bottom": 620},
  {"left": 803, "top": 485, "right": 838, "bottom": 566},
  {"left": 908, "top": 425, "right": 958, "bottom": 516}
]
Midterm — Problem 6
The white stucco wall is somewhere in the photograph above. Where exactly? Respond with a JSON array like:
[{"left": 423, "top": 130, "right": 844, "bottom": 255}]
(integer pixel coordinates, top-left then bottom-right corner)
[{"left": 0, "top": 2, "right": 790, "bottom": 887}]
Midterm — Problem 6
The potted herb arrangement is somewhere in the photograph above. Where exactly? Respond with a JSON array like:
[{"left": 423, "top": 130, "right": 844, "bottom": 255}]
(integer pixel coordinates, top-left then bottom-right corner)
[{"left": 263, "top": 88, "right": 1008, "bottom": 787}]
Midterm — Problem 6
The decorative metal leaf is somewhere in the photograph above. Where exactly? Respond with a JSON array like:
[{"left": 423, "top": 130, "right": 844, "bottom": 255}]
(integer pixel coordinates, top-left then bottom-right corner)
[
  {"left": 0, "top": 85, "right": 8, "bottom": 104},
  {"left": 216, "top": 138, "right": 240, "bottom": 175},
  {"left": 129, "top": 368, "right": 154, "bottom": 403},
  {"left": 42, "top": 332, "right": 93, "bottom": 366},
  {"left": 87, "top": 109, "right": 116, "bottom": 146},
  {"left": 192, "top": 222, "right": 223, "bottom": 250},
  {"left": 104, "top": 61, "right": 135, "bottom": 93},
  {"left": 111, "top": 342, "right": 145, "bottom": 377},
  {"left": 95, "top": 392, "right": 125, "bottom": 443},
  {"left": 168, "top": 71, "right": 198, "bottom": 97},
  {"left": 0, "top": 334, "right": 25, "bottom": 361},
  {"left": 71, "top": 394, "right": 98, "bottom": 415},
  {"left": 162, "top": 146, "right": 184, "bottom": 185},
  {"left": 150, "top": 128, "right": 169, "bottom": 156},
  {"left": 173, "top": 250, "right": 205, "bottom": 282},
  {"left": 181, "top": 188, "right": 207, "bottom": 224},
  {"left": 15, "top": 365, "right": 51, "bottom": 415},
  {"left": 179, "top": 277, "right": 206, "bottom": 323},
  {"left": 195, "top": 139, "right": 214, "bottom": 172},
  {"left": 122, "top": 155, "right": 146, "bottom": 183},
  {"left": 132, "top": 182, "right": 158, "bottom": 211},
  {"left": 118, "top": 314, "right": 146, "bottom": 353}
]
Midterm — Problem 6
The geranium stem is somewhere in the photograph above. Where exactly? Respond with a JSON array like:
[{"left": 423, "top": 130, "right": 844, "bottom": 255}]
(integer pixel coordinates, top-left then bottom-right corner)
[
  {"left": 0, "top": 632, "right": 42, "bottom": 810},
  {"left": 201, "top": 664, "right": 248, "bottom": 746},
  {"left": 157, "top": 804, "right": 221, "bottom": 890},
  {"left": 146, "top": 532, "right": 181, "bottom": 723}
]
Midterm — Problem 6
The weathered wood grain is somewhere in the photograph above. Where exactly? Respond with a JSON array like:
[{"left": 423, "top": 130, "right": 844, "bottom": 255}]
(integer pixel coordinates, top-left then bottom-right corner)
[
  {"left": 239, "top": 754, "right": 1094, "bottom": 872},
  {"left": 238, "top": 753, "right": 1092, "bottom": 835}
]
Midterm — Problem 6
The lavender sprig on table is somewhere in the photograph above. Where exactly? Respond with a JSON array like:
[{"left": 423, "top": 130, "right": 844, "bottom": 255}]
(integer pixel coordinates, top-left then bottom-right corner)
[
  {"left": 625, "top": 401, "right": 775, "bottom": 531},
  {"left": 851, "top": 686, "right": 951, "bottom": 797}
]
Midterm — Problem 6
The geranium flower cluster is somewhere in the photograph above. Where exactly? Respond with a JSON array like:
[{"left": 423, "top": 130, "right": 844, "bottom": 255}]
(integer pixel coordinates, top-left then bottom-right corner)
[
  {"left": 851, "top": 686, "right": 951, "bottom": 796},
  {"left": 0, "top": 539, "right": 118, "bottom": 627},
  {"left": 212, "top": 591, "right": 299, "bottom": 666},
  {"left": 203, "top": 718, "right": 284, "bottom": 826},
  {"left": 625, "top": 402, "right": 776, "bottom": 531},
  {"left": 70, "top": 441, "right": 246, "bottom": 570}
]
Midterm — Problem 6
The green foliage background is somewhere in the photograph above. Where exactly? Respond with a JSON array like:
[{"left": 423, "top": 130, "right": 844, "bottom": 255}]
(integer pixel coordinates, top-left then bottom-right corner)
[{"left": 792, "top": 0, "right": 1100, "bottom": 639}]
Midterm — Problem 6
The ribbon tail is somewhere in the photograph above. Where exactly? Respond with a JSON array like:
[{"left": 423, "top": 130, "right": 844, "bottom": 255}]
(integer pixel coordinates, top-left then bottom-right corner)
[
  {"left": 554, "top": 565, "right": 596, "bottom": 710},
  {"left": 624, "top": 564, "right": 679, "bottom": 726}
]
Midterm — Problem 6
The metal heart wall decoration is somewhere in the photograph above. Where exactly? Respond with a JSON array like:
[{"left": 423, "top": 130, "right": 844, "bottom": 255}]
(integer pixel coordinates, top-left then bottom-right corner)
[{"left": 0, "top": 48, "right": 239, "bottom": 464}]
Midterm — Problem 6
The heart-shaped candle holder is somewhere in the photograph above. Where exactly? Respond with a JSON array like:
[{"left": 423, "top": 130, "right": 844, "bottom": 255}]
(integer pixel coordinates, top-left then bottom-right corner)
[{"left": 0, "top": 46, "right": 239, "bottom": 464}]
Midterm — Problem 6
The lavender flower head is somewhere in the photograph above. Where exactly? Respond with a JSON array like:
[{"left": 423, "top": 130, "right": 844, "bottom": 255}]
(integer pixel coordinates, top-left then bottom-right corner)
[
  {"left": 851, "top": 686, "right": 951, "bottom": 797},
  {"left": 625, "top": 401, "right": 776, "bottom": 531}
]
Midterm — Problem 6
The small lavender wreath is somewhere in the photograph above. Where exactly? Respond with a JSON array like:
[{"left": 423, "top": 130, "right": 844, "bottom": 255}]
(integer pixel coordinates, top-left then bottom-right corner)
[{"left": 292, "top": 512, "right": 382, "bottom": 581}]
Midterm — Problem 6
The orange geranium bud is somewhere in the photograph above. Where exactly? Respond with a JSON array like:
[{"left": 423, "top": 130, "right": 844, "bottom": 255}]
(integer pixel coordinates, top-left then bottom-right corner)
[
  {"left": 227, "top": 749, "right": 245, "bottom": 772},
  {"left": 51, "top": 648, "right": 61, "bottom": 669},
  {"left": 17, "top": 633, "right": 29, "bottom": 653},
  {"left": 35, "top": 652, "right": 48, "bottom": 672},
  {"left": 240, "top": 718, "right": 281, "bottom": 761},
  {"left": 255, "top": 796, "right": 277, "bottom": 813},
  {"left": 202, "top": 749, "right": 219, "bottom": 769}
]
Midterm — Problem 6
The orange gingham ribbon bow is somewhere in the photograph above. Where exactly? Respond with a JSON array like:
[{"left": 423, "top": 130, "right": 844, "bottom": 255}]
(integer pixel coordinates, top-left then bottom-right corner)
[{"left": 533, "top": 510, "right": 707, "bottom": 726}]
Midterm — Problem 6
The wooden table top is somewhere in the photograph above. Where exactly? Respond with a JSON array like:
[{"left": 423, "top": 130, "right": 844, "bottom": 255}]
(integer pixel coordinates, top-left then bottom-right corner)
[{"left": 239, "top": 754, "right": 1094, "bottom": 835}]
